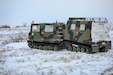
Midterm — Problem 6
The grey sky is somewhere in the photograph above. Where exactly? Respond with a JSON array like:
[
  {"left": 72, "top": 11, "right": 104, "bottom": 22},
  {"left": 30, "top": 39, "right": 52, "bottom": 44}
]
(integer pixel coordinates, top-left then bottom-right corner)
[{"left": 0, "top": 0, "right": 113, "bottom": 26}]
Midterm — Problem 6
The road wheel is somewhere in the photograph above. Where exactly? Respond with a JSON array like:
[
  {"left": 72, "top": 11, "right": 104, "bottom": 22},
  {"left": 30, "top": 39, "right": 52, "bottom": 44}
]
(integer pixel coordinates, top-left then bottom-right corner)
[
  {"left": 68, "top": 46, "right": 73, "bottom": 51},
  {"left": 28, "top": 43, "right": 34, "bottom": 48},
  {"left": 43, "top": 46, "right": 47, "bottom": 50},
  {"left": 86, "top": 48, "right": 91, "bottom": 53},
  {"left": 54, "top": 46, "right": 58, "bottom": 51},
  {"left": 34, "top": 45, "right": 38, "bottom": 49},
  {"left": 77, "top": 47, "right": 80, "bottom": 52},
  {"left": 73, "top": 46, "right": 76, "bottom": 51},
  {"left": 81, "top": 48, "right": 85, "bottom": 52},
  {"left": 39, "top": 46, "right": 43, "bottom": 50},
  {"left": 47, "top": 46, "right": 51, "bottom": 50}
]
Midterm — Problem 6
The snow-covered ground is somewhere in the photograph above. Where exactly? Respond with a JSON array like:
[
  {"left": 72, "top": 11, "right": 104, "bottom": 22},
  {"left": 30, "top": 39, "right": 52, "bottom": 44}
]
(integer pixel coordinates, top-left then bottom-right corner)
[{"left": 0, "top": 26, "right": 113, "bottom": 75}]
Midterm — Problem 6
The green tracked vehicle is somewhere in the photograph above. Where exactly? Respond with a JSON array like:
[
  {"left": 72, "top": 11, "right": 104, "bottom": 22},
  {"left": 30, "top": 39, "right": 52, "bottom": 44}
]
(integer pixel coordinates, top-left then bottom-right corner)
[
  {"left": 27, "top": 21, "right": 65, "bottom": 50},
  {"left": 27, "top": 17, "right": 111, "bottom": 53},
  {"left": 63, "top": 17, "right": 111, "bottom": 53}
]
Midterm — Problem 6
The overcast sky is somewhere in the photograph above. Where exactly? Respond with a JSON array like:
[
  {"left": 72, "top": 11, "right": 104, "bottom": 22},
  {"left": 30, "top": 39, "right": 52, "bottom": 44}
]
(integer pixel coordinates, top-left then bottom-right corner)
[{"left": 0, "top": 0, "right": 113, "bottom": 26}]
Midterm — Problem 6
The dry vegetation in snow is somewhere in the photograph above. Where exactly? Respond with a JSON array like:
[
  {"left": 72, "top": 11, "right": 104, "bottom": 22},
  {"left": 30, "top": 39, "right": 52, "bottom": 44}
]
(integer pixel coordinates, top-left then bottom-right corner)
[{"left": 0, "top": 26, "right": 113, "bottom": 75}]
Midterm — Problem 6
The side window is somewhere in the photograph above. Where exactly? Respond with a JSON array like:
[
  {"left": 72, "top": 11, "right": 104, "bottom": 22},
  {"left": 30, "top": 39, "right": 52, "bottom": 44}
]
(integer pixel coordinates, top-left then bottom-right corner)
[
  {"left": 71, "top": 24, "right": 76, "bottom": 30},
  {"left": 32, "top": 25, "right": 40, "bottom": 32},
  {"left": 45, "top": 25, "right": 53, "bottom": 32},
  {"left": 80, "top": 24, "right": 85, "bottom": 31}
]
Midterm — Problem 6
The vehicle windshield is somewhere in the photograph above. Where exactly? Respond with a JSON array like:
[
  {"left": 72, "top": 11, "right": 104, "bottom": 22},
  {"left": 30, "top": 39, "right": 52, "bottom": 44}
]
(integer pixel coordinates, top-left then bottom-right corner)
[
  {"left": 32, "top": 25, "right": 40, "bottom": 32},
  {"left": 45, "top": 25, "right": 53, "bottom": 32},
  {"left": 80, "top": 24, "right": 85, "bottom": 31},
  {"left": 71, "top": 24, "right": 76, "bottom": 30}
]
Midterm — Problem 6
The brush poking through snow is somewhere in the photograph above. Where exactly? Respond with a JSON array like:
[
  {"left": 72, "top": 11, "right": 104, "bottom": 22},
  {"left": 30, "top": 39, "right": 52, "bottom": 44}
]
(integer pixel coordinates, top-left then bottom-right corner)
[{"left": 0, "top": 26, "right": 113, "bottom": 75}]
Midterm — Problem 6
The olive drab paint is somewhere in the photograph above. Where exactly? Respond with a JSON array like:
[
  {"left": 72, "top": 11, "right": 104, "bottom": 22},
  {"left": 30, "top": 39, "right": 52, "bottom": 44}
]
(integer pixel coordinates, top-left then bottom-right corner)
[
  {"left": 27, "top": 17, "right": 111, "bottom": 53},
  {"left": 63, "top": 18, "right": 92, "bottom": 44},
  {"left": 63, "top": 18, "right": 111, "bottom": 53},
  {"left": 27, "top": 22, "right": 65, "bottom": 50},
  {"left": 30, "top": 23, "right": 64, "bottom": 43}
]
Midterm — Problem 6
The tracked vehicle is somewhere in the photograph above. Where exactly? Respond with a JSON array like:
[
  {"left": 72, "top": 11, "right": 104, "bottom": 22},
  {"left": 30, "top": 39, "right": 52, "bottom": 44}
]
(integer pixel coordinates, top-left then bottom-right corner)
[
  {"left": 27, "top": 21, "right": 65, "bottom": 50},
  {"left": 27, "top": 18, "right": 111, "bottom": 53},
  {"left": 63, "top": 18, "right": 111, "bottom": 53}
]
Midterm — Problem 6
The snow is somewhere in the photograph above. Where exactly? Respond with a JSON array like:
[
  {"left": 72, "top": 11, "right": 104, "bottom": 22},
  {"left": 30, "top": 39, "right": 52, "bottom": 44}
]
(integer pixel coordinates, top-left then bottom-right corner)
[
  {"left": 0, "top": 26, "right": 113, "bottom": 75},
  {"left": 5, "top": 42, "right": 28, "bottom": 49},
  {"left": 110, "top": 30, "right": 113, "bottom": 46}
]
